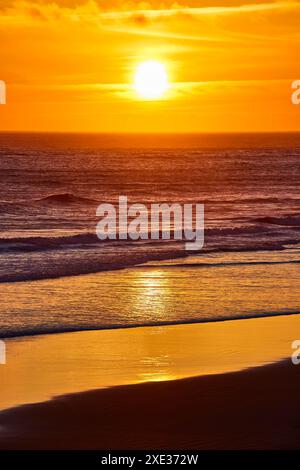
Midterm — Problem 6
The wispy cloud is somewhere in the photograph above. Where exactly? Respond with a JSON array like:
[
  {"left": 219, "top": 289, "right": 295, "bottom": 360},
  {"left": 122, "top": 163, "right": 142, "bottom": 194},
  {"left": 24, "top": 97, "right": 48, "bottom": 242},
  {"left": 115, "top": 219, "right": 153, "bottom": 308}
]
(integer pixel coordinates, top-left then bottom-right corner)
[{"left": 1, "top": 1, "right": 299, "bottom": 24}]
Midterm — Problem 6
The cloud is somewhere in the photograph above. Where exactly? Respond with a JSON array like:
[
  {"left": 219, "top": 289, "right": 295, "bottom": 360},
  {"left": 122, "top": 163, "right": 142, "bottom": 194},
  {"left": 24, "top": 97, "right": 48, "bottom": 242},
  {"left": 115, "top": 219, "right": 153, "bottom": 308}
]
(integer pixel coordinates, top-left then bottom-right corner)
[
  {"left": 1, "top": 0, "right": 299, "bottom": 86},
  {"left": 0, "top": 0, "right": 286, "bottom": 9},
  {"left": 1, "top": 0, "right": 299, "bottom": 25}
]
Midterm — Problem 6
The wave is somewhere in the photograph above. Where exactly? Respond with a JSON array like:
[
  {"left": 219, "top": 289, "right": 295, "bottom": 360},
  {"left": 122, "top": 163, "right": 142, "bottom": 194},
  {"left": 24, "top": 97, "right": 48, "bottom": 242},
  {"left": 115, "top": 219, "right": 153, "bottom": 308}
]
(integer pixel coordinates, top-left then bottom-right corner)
[
  {"left": 255, "top": 214, "right": 300, "bottom": 226},
  {"left": 0, "top": 193, "right": 98, "bottom": 212},
  {"left": 0, "top": 235, "right": 299, "bottom": 283},
  {"left": 139, "top": 260, "right": 300, "bottom": 269},
  {"left": 0, "top": 221, "right": 299, "bottom": 283},
  {"left": 208, "top": 197, "right": 300, "bottom": 205},
  {"left": 34, "top": 193, "right": 98, "bottom": 205},
  {"left": 0, "top": 224, "right": 281, "bottom": 252},
  {"left": 0, "top": 232, "right": 99, "bottom": 252},
  {"left": 1, "top": 194, "right": 300, "bottom": 210},
  {"left": 1, "top": 309, "right": 299, "bottom": 340}
]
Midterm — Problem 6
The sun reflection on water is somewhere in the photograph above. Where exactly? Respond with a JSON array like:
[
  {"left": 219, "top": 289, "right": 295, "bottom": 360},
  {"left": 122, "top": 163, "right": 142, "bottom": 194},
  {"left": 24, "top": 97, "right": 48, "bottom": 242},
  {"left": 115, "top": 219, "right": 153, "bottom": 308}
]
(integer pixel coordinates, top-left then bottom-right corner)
[{"left": 129, "top": 269, "right": 172, "bottom": 321}]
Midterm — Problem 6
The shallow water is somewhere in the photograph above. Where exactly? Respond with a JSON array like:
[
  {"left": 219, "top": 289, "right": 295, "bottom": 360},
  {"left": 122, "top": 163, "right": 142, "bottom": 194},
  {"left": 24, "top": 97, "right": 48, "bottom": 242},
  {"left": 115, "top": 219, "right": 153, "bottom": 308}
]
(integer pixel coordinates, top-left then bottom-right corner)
[
  {"left": 0, "top": 132, "right": 299, "bottom": 335},
  {"left": 0, "top": 249, "right": 299, "bottom": 337}
]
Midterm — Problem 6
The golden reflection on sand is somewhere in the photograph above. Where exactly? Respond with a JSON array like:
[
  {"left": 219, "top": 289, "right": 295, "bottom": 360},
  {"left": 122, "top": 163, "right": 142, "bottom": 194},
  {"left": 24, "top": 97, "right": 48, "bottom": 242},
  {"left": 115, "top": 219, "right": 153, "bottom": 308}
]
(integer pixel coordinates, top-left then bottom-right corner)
[{"left": 1, "top": 314, "right": 300, "bottom": 411}]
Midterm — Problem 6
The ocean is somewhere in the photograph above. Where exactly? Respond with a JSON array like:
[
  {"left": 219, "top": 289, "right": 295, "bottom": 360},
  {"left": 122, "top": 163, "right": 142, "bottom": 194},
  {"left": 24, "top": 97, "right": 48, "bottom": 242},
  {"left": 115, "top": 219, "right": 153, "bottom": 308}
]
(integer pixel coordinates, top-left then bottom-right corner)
[{"left": 0, "top": 132, "right": 300, "bottom": 338}]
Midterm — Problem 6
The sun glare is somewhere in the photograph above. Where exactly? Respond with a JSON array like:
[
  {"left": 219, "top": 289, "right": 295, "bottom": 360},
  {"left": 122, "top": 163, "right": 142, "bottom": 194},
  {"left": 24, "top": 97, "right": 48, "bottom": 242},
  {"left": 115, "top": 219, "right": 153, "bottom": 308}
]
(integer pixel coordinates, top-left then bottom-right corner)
[{"left": 134, "top": 61, "right": 169, "bottom": 100}]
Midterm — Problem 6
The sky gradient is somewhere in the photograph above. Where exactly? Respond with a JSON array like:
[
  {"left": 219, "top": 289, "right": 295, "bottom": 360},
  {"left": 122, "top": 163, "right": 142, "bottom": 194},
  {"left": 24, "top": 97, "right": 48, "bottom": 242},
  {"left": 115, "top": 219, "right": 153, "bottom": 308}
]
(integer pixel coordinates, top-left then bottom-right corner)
[{"left": 0, "top": 0, "right": 299, "bottom": 132}]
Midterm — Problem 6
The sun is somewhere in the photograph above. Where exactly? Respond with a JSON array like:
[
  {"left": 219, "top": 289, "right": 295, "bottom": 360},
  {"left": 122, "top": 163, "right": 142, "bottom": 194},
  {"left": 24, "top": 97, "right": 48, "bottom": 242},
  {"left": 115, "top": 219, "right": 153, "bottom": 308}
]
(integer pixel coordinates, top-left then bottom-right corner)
[{"left": 134, "top": 61, "right": 169, "bottom": 100}]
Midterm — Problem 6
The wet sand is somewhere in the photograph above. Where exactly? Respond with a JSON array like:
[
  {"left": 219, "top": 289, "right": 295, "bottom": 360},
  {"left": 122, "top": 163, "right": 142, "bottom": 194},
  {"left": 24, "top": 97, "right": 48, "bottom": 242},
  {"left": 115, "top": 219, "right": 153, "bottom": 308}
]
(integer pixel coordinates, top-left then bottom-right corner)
[
  {"left": 1, "top": 314, "right": 300, "bottom": 411},
  {"left": 0, "top": 360, "right": 300, "bottom": 449},
  {"left": 1, "top": 314, "right": 300, "bottom": 449}
]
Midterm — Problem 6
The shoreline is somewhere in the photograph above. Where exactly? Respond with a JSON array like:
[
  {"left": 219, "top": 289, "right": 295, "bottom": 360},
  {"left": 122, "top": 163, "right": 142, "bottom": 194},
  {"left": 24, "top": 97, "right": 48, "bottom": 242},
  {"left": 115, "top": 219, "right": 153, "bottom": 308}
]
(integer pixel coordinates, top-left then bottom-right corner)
[
  {"left": 1, "top": 309, "right": 300, "bottom": 341},
  {"left": 1, "top": 360, "right": 300, "bottom": 449}
]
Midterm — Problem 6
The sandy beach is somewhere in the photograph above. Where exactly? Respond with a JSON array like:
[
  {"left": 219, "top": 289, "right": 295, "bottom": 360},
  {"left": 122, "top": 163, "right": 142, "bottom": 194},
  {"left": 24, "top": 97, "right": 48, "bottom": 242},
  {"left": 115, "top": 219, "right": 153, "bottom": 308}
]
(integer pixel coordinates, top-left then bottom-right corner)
[
  {"left": 1, "top": 314, "right": 300, "bottom": 449},
  {"left": 0, "top": 360, "right": 299, "bottom": 450}
]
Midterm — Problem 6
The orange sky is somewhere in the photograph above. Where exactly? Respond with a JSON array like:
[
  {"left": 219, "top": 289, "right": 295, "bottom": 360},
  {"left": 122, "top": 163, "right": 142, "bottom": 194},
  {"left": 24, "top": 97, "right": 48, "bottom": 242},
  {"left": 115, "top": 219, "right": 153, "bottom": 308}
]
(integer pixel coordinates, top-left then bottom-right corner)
[{"left": 0, "top": 0, "right": 299, "bottom": 132}]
